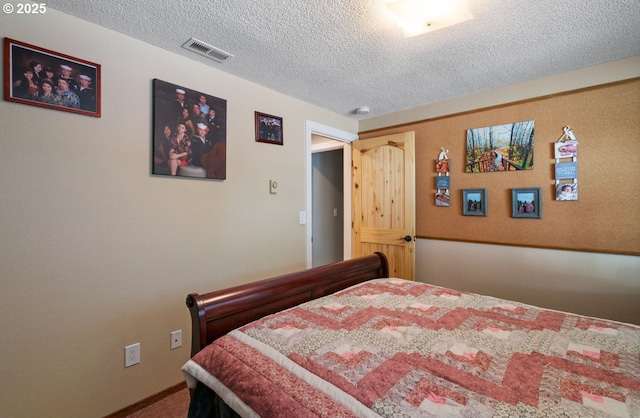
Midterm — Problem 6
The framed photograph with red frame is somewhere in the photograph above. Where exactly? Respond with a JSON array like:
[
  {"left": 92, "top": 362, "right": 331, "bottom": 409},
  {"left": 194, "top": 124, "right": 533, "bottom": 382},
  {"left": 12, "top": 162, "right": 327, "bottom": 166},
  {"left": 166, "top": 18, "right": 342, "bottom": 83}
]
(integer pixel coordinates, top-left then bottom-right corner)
[
  {"left": 3, "top": 37, "right": 101, "bottom": 117},
  {"left": 255, "top": 111, "right": 283, "bottom": 145}
]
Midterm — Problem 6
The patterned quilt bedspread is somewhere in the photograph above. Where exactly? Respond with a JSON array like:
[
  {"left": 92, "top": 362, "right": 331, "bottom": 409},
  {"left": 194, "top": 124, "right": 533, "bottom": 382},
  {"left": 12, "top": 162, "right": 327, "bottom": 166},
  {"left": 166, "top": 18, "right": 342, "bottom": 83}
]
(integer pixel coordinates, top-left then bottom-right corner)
[{"left": 182, "top": 279, "right": 640, "bottom": 417}]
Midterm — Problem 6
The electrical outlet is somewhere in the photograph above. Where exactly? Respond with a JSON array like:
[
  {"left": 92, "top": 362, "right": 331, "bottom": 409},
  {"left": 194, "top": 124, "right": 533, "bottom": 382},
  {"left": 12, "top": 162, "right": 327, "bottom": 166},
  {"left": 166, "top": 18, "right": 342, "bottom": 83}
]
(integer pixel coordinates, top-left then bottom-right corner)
[
  {"left": 170, "top": 330, "right": 182, "bottom": 350},
  {"left": 125, "top": 343, "right": 140, "bottom": 368}
]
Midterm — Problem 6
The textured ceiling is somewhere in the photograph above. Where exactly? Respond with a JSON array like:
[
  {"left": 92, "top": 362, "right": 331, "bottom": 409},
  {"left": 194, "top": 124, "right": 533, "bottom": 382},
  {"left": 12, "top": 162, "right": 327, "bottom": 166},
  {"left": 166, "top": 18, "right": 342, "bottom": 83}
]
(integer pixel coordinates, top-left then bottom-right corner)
[{"left": 47, "top": 0, "right": 640, "bottom": 119}]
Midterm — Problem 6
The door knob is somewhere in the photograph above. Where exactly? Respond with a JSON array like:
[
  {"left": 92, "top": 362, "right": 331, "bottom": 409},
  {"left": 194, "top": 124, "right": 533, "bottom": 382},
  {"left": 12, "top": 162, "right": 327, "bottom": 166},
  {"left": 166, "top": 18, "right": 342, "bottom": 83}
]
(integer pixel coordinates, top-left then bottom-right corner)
[{"left": 403, "top": 235, "right": 412, "bottom": 242}]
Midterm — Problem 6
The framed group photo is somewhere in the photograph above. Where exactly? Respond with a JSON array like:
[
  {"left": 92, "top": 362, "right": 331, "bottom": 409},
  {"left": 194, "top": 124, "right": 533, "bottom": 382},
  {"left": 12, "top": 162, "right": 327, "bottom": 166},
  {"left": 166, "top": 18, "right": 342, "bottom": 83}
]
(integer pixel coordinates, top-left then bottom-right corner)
[
  {"left": 462, "top": 188, "right": 487, "bottom": 216},
  {"left": 152, "top": 79, "right": 227, "bottom": 180},
  {"left": 3, "top": 37, "right": 100, "bottom": 117},
  {"left": 512, "top": 187, "right": 542, "bottom": 219},
  {"left": 255, "top": 112, "right": 283, "bottom": 145}
]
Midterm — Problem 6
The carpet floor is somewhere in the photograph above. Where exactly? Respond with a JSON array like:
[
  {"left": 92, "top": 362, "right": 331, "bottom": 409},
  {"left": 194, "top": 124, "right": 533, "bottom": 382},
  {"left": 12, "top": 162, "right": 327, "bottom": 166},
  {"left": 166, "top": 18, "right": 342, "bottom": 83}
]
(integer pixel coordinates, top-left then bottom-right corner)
[{"left": 125, "top": 388, "right": 190, "bottom": 418}]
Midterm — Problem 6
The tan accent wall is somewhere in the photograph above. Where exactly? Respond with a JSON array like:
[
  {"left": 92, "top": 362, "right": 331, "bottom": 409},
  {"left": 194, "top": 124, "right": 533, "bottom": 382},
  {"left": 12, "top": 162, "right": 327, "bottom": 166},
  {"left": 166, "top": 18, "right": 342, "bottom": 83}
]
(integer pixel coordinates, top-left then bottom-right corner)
[{"left": 361, "top": 79, "right": 640, "bottom": 255}]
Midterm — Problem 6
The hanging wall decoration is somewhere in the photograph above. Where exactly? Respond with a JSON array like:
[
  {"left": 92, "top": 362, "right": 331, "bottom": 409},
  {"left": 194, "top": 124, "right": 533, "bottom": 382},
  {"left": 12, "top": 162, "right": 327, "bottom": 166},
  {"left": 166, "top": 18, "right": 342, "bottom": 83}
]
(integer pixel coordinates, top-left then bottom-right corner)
[
  {"left": 152, "top": 79, "right": 227, "bottom": 180},
  {"left": 512, "top": 187, "right": 542, "bottom": 219},
  {"left": 4, "top": 37, "right": 101, "bottom": 117},
  {"left": 462, "top": 188, "right": 487, "bottom": 216},
  {"left": 554, "top": 126, "right": 578, "bottom": 201},
  {"left": 466, "top": 120, "right": 534, "bottom": 172},
  {"left": 435, "top": 148, "right": 450, "bottom": 207},
  {"left": 255, "top": 112, "right": 283, "bottom": 145}
]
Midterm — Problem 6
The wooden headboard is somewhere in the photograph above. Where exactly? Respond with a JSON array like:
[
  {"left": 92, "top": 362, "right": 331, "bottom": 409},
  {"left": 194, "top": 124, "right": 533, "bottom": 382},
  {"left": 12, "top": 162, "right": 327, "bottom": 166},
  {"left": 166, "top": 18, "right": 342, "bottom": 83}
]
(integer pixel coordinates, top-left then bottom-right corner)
[{"left": 185, "top": 253, "right": 389, "bottom": 356}]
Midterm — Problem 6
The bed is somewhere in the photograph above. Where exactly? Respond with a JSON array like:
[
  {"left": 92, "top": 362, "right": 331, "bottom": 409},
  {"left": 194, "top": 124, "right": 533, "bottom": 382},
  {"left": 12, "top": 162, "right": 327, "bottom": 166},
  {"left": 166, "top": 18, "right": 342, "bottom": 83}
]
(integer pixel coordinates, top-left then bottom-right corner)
[{"left": 182, "top": 253, "right": 640, "bottom": 417}]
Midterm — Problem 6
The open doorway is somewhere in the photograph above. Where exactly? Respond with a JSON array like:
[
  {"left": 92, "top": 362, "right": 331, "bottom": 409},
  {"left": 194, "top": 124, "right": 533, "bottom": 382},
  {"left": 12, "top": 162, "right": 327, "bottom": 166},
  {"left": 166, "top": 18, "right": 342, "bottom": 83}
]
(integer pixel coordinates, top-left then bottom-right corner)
[
  {"left": 312, "top": 144, "right": 343, "bottom": 267},
  {"left": 305, "top": 121, "right": 357, "bottom": 268}
]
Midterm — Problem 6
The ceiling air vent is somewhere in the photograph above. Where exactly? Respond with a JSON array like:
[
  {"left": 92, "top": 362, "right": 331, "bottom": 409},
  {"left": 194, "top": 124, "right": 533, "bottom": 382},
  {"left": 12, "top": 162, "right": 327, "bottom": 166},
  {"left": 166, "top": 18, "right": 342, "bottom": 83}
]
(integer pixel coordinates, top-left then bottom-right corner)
[{"left": 181, "top": 38, "right": 233, "bottom": 63}]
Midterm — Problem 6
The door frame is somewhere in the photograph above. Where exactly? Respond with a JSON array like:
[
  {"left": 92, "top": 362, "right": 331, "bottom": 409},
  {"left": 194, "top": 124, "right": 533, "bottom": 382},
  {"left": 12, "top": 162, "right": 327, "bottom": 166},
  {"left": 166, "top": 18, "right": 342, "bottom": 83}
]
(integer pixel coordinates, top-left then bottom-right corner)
[{"left": 305, "top": 121, "right": 358, "bottom": 268}]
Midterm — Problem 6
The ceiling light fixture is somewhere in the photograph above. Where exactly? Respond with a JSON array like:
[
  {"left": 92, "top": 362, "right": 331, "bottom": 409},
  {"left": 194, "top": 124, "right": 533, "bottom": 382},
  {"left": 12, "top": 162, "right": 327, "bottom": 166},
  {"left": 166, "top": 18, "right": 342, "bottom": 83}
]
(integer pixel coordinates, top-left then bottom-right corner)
[{"left": 384, "top": 0, "right": 473, "bottom": 37}]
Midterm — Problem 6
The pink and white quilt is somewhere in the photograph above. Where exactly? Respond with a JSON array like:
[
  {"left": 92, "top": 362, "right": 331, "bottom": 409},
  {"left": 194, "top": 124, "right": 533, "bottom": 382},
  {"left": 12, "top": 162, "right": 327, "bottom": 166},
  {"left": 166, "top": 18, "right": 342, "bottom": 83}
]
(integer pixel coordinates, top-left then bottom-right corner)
[{"left": 182, "top": 279, "right": 640, "bottom": 417}]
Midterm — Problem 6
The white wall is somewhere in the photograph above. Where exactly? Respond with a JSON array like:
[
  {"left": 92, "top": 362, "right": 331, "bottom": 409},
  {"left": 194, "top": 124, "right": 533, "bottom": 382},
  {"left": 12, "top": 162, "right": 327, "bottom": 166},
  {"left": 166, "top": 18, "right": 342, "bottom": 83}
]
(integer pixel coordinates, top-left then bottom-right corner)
[
  {"left": 416, "top": 240, "right": 640, "bottom": 324},
  {"left": 0, "top": 8, "right": 357, "bottom": 417}
]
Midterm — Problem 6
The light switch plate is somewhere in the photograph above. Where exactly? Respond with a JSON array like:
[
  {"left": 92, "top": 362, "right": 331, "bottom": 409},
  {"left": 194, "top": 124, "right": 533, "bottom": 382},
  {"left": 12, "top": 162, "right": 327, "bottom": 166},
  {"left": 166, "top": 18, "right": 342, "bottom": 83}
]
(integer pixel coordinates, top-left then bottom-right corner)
[
  {"left": 170, "top": 330, "right": 182, "bottom": 350},
  {"left": 269, "top": 180, "right": 278, "bottom": 194}
]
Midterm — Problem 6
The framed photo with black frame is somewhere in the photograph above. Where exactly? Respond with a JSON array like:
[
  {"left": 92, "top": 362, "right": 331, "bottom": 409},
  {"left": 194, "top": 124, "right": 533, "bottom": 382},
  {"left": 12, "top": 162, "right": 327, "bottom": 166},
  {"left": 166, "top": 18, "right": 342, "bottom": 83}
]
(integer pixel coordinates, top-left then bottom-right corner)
[
  {"left": 255, "top": 112, "right": 283, "bottom": 145},
  {"left": 4, "top": 37, "right": 101, "bottom": 117},
  {"left": 512, "top": 187, "right": 542, "bottom": 219},
  {"left": 462, "top": 188, "right": 487, "bottom": 216}
]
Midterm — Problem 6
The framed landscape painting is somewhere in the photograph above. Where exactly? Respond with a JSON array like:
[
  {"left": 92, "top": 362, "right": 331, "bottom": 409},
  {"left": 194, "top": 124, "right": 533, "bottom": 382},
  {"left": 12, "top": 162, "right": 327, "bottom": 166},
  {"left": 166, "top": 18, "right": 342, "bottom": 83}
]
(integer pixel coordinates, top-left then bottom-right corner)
[{"left": 466, "top": 120, "right": 534, "bottom": 173}]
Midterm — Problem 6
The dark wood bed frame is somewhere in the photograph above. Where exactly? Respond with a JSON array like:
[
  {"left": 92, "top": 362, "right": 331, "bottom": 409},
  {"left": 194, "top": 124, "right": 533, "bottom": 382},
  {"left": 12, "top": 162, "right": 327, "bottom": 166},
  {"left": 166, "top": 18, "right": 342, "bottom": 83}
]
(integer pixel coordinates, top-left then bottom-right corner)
[{"left": 186, "top": 253, "right": 389, "bottom": 356}]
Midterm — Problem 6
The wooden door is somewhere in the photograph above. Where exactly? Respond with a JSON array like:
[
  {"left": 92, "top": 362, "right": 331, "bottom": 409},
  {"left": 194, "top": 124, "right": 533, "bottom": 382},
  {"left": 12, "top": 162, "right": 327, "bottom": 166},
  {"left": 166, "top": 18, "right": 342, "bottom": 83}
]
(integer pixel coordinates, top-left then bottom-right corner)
[{"left": 352, "top": 132, "right": 415, "bottom": 280}]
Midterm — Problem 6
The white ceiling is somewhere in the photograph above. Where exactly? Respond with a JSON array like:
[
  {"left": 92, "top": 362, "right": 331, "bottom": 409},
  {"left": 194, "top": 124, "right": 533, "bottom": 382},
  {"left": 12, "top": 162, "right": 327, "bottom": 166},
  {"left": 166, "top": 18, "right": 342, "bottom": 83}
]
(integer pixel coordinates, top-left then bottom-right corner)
[{"left": 47, "top": 0, "right": 640, "bottom": 120}]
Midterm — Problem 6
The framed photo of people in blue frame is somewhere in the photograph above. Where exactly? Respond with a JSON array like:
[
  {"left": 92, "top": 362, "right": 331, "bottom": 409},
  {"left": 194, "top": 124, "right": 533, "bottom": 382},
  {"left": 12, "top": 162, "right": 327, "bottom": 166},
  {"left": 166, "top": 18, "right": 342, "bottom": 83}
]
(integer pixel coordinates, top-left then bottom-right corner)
[
  {"left": 512, "top": 187, "right": 542, "bottom": 219},
  {"left": 462, "top": 188, "right": 487, "bottom": 216},
  {"left": 3, "top": 38, "right": 101, "bottom": 117}
]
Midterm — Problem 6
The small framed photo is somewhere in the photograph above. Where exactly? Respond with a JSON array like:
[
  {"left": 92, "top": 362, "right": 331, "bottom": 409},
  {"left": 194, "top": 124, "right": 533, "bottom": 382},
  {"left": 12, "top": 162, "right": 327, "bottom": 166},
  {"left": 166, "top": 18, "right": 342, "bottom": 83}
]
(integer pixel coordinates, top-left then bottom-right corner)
[
  {"left": 255, "top": 112, "right": 283, "bottom": 145},
  {"left": 512, "top": 187, "right": 542, "bottom": 218},
  {"left": 554, "top": 141, "right": 578, "bottom": 159},
  {"left": 462, "top": 188, "right": 487, "bottom": 216},
  {"left": 556, "top": 183, "right": 578, "bottom": 201},
  {"left": 435, "top": 191, "right": 450, "bottom": 207},
  {"left": 4, "top": 38, "right": 100, "bottom": 117}
]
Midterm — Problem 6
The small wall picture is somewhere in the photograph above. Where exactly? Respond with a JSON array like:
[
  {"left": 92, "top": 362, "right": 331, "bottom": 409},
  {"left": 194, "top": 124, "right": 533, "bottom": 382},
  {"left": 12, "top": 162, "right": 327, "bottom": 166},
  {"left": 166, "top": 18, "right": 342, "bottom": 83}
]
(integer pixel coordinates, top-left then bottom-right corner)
[
  {"left": 436, "top": 155, "right": 450, "bottom": 174},
  {"left": 556, "top": 183, "right": 578, "bottom": 201},
  {"left": 555, "top": 161, "right": 577, "bottom": 180},
  {"left": 152, "top": 79, "right": 227, "bottom": 179},
  {"left": 512, "top": 188, "right": 542, "bottom": 218},
  {"left": 255, "top": 112, "right": 283, "bottom": 145},
  {"left": 462, "top": 189, "right": 487, "bottom": 216},
  {"left": 4, "top": 37, "right": 100, "bottom": 117},
  {"left": 436, "top": 191, "right": 450, "bottom": 207},
  {"left": 466, "top": 120, "right": 534, "bottom": 172},
  {"left": 554, "top": 141, "right": 578, "bottom": 159},
  {"left": 436, "top": 176, "right": 450, "bottom": 190}
]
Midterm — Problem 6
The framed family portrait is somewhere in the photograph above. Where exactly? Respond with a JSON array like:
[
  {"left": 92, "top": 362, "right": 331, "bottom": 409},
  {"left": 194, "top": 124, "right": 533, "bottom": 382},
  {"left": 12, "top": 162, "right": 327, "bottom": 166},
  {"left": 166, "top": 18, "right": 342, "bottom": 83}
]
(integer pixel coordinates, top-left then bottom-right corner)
[
  {"left": 255, "top": 112, "right": 283, "bottom": 145},
  {"left": 3, "top": 37, "right": 101, "bottom": 117},
  {"left": 512, "top": 187, "right": 542, "bottom": 219},
  {"left": 152, "top": 79, "right": 227, "bottom": 180},
  {"left": 462, "top": 188, "right": 487, "bottom": 216}
]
